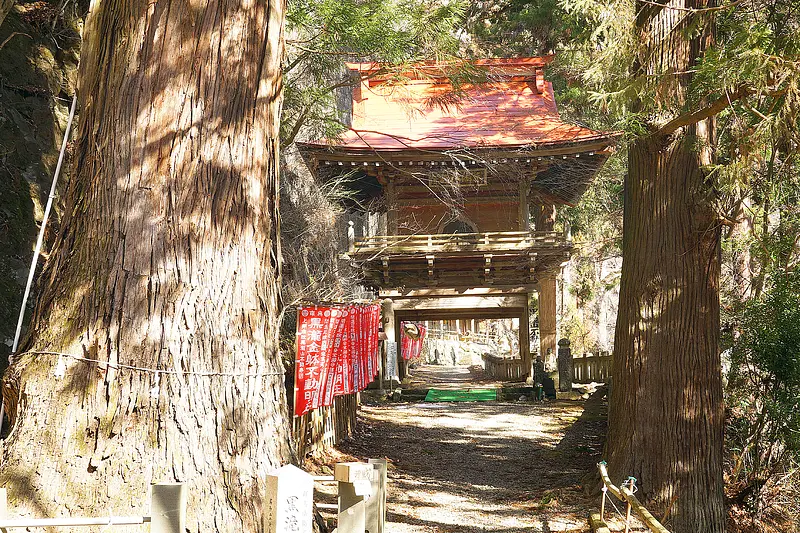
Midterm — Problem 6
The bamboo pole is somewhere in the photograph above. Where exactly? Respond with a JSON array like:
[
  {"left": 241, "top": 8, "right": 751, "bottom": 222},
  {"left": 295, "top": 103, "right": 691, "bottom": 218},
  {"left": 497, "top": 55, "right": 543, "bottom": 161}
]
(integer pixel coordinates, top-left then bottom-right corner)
[{"left": 597, "top": 463, "right": 671, "bottom": 533}]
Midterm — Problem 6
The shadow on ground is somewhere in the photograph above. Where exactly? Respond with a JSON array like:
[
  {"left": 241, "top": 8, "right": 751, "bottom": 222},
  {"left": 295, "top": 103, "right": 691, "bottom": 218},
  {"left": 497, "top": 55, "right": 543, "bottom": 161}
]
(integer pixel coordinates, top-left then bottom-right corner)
[{"left": 340, "top": 389, "right": 608, "bottom": 532}]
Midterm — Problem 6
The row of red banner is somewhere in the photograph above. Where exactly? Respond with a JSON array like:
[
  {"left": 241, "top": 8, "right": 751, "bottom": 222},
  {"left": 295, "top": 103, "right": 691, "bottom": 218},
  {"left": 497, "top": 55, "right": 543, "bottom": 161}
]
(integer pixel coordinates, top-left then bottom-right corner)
[{"left": 294, "top": 303, "right": 381, "bottom": 417}]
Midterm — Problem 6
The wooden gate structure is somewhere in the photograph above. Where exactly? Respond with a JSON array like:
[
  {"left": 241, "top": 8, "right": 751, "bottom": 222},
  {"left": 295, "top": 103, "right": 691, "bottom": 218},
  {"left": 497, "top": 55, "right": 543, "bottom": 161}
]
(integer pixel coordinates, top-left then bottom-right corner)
[{"left": 299, "top": 56, "right": 618, "bottom": 384}]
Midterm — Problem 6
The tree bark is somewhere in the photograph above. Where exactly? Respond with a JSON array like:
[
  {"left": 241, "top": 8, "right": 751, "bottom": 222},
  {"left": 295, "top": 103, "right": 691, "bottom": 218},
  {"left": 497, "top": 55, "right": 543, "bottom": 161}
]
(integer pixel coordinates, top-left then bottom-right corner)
[
  {"left": 605, "top": 0, "right": 726, "bottom": 529},
  {"left": 0, "top": 0, "right": 290, "bottom": 529},
  {"left": 606, "top": 129, "right": 725, "bottom": 532}
]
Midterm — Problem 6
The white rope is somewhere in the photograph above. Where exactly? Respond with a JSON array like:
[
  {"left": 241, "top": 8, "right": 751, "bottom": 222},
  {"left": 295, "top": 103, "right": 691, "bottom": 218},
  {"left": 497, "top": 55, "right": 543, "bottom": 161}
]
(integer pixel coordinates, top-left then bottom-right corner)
[
  {"left": 23, "top": 351, "right": 286, "bottom": 378},
  {"left": 606, "top": 491, "right": 627, "bottom": 520}
]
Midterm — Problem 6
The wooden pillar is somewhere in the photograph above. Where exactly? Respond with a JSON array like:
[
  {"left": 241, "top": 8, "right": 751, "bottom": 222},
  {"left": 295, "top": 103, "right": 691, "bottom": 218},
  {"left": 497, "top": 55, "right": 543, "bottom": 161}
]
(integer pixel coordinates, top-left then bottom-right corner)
[
  {"left": 538, "top": 275, "right": 558, "bottom": 386},
  {"left": 534, "top": 198, "right": 558, "bottom": 387},
  {"left": 394, "top": 312, "right": 406, "bottom": 380},
  {"left": 366, "top": 458, "right": 388, "bottom": 533},
  {"left": 387, "top": 180, "right": 398, "bottom": 234},
  {"left": 347, "top": 220, "right": 355, "bottom": 252},
  {"left": 520, "top": 296, "right": 531, "bottom": 381},
  {"left": 518, "top": 177, "right": 530, "bottom": 231}
]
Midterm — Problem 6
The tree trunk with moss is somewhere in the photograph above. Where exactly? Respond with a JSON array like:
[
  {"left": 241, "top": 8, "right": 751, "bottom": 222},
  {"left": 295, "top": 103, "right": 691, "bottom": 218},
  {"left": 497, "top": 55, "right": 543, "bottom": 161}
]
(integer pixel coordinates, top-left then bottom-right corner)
[{"left": 0, "top": 0, "right": 290, "bottom": 529}]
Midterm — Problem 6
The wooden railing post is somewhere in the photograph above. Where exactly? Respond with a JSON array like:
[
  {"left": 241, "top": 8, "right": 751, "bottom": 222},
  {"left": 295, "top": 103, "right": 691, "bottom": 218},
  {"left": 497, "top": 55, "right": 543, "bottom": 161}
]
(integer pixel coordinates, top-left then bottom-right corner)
[
  {"left": 366, "top": 459, "right": 387, "bottom": 533},
  {"left": 150, "top": 483, "right": 187, "bottom": 533},
  {"left": 335, "top": 463, "right": 374, "bottom": 533}
]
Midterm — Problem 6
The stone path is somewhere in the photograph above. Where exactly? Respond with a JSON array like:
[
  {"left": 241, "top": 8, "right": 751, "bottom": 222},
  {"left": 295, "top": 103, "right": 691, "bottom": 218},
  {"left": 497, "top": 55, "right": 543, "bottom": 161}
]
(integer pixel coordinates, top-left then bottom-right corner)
[{"left": 339, "top": 393, "right": 609, "bottom": 533}]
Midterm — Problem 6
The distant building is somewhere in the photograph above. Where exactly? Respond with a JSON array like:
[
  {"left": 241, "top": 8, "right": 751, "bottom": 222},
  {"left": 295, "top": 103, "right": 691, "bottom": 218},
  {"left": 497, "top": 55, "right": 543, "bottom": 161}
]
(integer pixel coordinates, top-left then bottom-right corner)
[{"left": 299, "top": 56, "right": 618, "bottom": 381}]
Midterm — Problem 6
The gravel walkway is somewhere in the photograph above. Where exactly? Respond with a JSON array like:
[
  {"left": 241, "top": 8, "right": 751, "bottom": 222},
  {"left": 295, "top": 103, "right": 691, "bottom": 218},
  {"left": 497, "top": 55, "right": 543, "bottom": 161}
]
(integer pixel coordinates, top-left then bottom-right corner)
[{"left": 338, "top": 393, "right": 608, "bottom": 533}]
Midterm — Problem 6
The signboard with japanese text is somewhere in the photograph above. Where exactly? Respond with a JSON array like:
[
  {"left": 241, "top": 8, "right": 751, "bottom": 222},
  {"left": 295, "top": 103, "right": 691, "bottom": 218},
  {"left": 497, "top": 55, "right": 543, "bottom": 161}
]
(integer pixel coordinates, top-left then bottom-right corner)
[{"left": 385, "top": 341, "right": 398, "bottom": 380}]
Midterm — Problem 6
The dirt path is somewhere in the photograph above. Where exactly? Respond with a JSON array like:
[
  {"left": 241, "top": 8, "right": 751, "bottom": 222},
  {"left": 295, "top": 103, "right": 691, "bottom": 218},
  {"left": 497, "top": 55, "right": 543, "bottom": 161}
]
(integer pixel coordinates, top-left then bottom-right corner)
[{"left": 338, "top": 392, "right": 608, "bottom": 533}]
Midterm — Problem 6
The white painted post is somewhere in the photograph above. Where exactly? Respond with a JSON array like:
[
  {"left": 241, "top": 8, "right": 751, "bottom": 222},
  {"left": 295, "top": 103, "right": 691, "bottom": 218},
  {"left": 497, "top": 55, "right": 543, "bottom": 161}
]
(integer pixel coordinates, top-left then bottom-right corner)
[
  {"left": 0, "top": 487, "right": 7, "bottom": 520},
  {"left": 366, "top": 459, "right": 387, "bottom": 533},
  {"left": 150, "top": 483, "right": 187, "bottom": 533},
  {"left": 264, "top": 464, "right": 314, "bottom": 533},
  {"left": 335, "top": 462, "right": 374, "bottom": 533}
]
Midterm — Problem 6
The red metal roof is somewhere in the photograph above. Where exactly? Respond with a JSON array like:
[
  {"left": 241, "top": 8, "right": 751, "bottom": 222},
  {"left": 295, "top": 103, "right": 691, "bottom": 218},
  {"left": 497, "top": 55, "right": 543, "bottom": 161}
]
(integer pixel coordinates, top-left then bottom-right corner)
[{"left": 304, "top": 57, "right": 615, "bottom": 153}]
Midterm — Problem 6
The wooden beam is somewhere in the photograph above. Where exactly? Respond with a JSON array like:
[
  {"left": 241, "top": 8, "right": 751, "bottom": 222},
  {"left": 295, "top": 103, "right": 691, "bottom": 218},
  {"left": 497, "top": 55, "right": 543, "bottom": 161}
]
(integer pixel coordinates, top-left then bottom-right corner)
[
  {"left": 302, "top": 142, "right": 617, "bottom": 164},
  {"left": 396, "top": 307, "right": 527, "bottom": 321},
  {"left": 394, "top": 196, "right": 518, "bottom": 206},
  {"left": 518, "top": 176, "right": 530, "bottom": 231},
  {"left": 380, "top": 287, "right": 531, "bottom": 297},
  {"left": 387, "top": 181, "right": 398, "bottom": 234},
  {"left": 597, "top": 463, "right": 671, "bottom": 533}
]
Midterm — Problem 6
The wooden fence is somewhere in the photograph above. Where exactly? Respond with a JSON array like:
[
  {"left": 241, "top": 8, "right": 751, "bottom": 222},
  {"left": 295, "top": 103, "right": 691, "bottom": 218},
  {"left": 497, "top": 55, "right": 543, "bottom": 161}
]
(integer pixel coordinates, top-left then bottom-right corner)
[
  {"left": 573, "top": 354, "right": 612, "bottom": 383},
  {"left": 294, "top": 393, "right": 359, "bottom": 457},
  {"left": 482, "top": 354, "right": 526, "bottom": 381}
]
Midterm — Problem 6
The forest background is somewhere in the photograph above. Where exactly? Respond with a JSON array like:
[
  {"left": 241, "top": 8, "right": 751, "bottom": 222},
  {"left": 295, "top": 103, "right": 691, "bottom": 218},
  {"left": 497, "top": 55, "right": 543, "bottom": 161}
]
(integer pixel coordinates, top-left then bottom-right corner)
[{"left": 0, "top": 0, "right": 798, "bottom": 530}]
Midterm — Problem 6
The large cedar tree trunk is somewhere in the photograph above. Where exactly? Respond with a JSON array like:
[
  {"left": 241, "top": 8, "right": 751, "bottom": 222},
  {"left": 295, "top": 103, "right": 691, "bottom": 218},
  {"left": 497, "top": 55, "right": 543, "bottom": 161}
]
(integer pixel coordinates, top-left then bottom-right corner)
[
  {"left": 607, "top": 130, "right": 725, "bottom": 532},
  {"left": 605, "top": 1, "right": 725, "bottom": 531},
  {"left": 0, "top": 0, "right": 290, "bottom": 529}
]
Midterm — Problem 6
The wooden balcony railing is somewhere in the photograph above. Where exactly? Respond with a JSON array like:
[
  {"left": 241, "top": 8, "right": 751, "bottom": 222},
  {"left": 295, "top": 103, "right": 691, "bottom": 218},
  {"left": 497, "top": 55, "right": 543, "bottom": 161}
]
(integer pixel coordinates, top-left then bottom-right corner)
[
  {"left": 344, "top": 230, "right": 572, "bottom": 288},
  {"left": 348, "top": 230, "right": 569, "bottom": 256}
]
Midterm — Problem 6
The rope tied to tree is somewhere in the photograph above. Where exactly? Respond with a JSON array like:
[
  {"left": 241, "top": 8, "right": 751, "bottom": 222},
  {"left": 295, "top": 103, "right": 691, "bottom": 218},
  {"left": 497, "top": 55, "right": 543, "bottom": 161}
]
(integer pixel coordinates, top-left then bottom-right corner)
[{"left": 19, "top": 351, "right": 287, "bottom": 378}]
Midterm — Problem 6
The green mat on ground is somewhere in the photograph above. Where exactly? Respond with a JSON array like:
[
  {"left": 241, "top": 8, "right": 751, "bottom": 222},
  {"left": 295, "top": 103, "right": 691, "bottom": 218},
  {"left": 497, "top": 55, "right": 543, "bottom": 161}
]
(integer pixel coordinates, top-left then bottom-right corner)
[{"left": 424, "top": 388, "right": 497, "bottom": 402}]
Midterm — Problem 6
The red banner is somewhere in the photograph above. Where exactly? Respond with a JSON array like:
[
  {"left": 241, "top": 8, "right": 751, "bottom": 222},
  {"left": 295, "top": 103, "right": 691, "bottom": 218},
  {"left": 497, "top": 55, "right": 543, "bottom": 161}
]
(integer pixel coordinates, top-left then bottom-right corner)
[
  {"left": 294, "top": 303, "right": 381, "bottom": 417},
  {"left": 401, "top": 321, "right": 427, "bottom": 361}
]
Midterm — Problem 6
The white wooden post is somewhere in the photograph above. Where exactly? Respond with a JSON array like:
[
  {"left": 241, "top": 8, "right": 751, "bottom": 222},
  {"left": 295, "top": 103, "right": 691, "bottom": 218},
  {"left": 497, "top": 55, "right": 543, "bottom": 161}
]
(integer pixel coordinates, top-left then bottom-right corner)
[
  {"left": 0, "top": 487, "right": 7, "bottom": 520},
  {"left": 335, "top": 462, "right": 374, "bottom": 533},
  {"left": 366, "top": 459, "right": 387, "bottom": 533},
  {"left": 150, "top": 483, "right": 187, "bottom": 533},
  {"left": 264, "top": 464, "right": 314, "bottom": 533}
]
